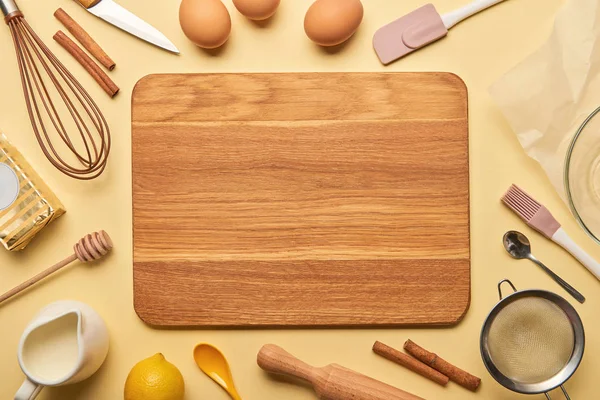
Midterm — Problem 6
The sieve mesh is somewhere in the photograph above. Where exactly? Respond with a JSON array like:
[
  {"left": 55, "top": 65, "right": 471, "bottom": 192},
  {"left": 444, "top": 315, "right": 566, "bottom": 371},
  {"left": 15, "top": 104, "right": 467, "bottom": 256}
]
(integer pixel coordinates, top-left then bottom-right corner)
[{"left": 487, "top": 297, "right": 575, "bottom": 384}]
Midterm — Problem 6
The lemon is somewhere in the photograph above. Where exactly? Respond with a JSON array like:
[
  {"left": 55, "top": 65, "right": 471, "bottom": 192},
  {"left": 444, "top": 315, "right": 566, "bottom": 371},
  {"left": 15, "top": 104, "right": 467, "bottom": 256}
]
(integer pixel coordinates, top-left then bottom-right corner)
[{"left": 124, "top": 353, "right": 185, "bottom": 400}]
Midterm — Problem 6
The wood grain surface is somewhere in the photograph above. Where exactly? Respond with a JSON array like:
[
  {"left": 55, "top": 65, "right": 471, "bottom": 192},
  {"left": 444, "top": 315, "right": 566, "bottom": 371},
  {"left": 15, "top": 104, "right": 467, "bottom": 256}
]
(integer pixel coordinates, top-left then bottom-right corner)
[{"left": 132, "top": 73, "right": 470, "bottom": 328}]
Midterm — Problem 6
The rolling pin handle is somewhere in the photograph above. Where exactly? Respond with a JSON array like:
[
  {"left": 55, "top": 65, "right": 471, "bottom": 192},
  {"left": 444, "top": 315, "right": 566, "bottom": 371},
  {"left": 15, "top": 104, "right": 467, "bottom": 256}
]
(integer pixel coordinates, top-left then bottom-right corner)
[{"left": 257, "top": 344, "right": 316, "bottom": 383}]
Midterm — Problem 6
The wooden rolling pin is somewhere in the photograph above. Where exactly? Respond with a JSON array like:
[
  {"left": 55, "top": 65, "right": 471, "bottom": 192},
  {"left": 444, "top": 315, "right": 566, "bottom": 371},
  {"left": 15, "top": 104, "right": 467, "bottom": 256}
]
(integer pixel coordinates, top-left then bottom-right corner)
[{"left": 257, "top": 344, "right": 424, "bottom": 400}]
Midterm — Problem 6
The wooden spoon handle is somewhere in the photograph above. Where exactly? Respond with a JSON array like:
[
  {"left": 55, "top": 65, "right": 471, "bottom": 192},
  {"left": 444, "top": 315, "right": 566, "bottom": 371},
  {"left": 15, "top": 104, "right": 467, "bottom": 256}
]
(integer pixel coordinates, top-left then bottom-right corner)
[{"left": 257, "top": 344, "right": 316, "bottom": 383}]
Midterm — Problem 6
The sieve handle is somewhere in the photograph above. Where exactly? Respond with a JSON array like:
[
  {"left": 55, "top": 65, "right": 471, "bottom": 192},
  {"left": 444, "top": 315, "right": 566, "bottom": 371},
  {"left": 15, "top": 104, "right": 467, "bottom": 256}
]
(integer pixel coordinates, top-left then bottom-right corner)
[
  {"left": 497, "top": 279, "right": 517, "bottom": 300},
  {"left": 545, "top": 385, "right": 571, "bottom": 400}
]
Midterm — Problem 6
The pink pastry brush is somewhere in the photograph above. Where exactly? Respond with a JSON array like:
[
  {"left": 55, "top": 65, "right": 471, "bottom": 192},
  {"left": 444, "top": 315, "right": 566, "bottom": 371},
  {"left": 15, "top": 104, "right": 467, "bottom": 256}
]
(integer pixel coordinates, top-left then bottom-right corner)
[
  {"left": 502, "top": 184, "right": 600, "bottom": 280},
  {"left": 373, "top": 0, "right": 508, "bottom": 65}
]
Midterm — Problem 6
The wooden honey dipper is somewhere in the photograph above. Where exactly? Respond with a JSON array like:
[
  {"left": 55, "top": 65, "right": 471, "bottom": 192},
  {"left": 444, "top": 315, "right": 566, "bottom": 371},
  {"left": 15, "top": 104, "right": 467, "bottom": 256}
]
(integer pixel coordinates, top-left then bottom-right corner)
[{"left": 0, "top": 231, "right": 112, "bottom": 304}]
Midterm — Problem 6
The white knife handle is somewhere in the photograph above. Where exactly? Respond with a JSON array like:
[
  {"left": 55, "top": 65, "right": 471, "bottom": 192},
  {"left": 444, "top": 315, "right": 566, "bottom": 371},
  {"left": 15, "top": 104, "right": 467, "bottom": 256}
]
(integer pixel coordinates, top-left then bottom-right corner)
[
  {"left": 441, "top": 0, "right": 507, "bottom": 30},
  {"left": 552, "top": 228, "right": 600, "bottom": 281},
  {"left": 75, "top": 0, "right": 101, "bottom": 9}
]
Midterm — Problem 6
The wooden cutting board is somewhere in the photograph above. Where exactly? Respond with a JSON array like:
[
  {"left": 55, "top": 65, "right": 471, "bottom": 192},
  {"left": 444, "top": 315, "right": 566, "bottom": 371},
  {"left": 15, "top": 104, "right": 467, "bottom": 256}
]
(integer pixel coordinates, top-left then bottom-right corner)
[{"left": 132, "top": 73, "right": 470, "bottom": 328}]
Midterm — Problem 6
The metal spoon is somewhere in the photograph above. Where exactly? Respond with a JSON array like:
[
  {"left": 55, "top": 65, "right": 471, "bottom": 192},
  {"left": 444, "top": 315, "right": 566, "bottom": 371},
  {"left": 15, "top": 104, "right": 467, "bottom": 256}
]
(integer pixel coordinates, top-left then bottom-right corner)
[{"left": 503, "top": 230, "right": 585, "bottom": 304}]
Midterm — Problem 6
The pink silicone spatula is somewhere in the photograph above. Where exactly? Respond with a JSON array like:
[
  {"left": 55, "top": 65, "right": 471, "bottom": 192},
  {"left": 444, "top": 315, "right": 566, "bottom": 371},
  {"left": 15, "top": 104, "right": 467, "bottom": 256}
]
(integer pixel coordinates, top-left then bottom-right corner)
[{"left": 373, "top": 0, "right": 507, "bottom": 65}]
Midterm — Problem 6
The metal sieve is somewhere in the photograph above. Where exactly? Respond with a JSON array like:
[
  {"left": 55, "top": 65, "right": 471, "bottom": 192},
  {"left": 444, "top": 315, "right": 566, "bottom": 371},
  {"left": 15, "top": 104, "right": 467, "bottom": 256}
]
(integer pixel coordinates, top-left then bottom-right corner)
[{"left": 480, "top": 280, "right": 585, "bottom": 399}]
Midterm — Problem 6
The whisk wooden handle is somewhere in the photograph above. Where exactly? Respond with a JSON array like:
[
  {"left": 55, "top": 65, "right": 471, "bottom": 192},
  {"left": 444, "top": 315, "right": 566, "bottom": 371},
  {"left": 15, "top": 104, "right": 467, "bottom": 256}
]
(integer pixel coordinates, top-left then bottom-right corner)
[{"left": 0, "top": 231, "right": 112, "bottom": 305}]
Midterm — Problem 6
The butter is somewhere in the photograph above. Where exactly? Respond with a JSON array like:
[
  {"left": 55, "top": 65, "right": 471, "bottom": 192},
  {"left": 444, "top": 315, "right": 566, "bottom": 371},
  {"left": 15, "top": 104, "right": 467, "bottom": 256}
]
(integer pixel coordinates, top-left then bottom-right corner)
[{"left": 0, "top": 134, "right": 65, "bottom": 251}]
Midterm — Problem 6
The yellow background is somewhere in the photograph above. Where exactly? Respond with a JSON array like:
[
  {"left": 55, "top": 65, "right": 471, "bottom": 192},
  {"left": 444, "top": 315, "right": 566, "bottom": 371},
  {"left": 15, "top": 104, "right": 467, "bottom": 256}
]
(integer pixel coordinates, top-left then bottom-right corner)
[{"left": 1, "top": 0, "right": 596, "bottom": 399}]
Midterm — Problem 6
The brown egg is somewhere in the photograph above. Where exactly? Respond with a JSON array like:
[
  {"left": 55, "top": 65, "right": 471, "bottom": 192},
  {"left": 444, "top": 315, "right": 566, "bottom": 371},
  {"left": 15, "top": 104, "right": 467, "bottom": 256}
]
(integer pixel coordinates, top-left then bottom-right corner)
[
  {"left": 233, "top": 0, "right": 280, "bottom": 20},
  {"left": 179, "top": 0, "right": 231, "bottom": 49},
  {"left": 304, "top": 0, "right": 364, "bottom": 47}
]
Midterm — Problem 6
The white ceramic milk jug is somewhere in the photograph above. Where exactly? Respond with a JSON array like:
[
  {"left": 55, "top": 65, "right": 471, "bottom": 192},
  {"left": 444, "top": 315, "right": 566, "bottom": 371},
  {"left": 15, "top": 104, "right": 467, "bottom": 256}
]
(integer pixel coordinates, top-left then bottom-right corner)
[{"left": 14, "top": 300, "right": 109, "bottom": 400}]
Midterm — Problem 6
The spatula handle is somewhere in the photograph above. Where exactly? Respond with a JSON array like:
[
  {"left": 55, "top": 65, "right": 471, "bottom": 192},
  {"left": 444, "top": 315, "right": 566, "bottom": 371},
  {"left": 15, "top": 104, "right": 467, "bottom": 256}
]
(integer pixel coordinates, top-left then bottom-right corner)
[
  {"left": 442, "top": 0, "right": 507, "bottom": 29},
  {"left": 257, "top": 345, "right": 316, "bottom": 383}
]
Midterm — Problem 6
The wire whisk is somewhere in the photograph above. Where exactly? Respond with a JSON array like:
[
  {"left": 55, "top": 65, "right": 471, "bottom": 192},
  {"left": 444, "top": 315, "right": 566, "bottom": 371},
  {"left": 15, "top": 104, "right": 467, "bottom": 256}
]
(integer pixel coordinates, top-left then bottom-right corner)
[{"left": 2, "top": 0, "right": 110, "bottom": 180}]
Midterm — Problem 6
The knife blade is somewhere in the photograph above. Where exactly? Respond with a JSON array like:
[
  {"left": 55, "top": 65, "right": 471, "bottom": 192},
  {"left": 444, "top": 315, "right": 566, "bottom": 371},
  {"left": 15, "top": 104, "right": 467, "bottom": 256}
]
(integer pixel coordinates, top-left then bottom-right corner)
[{"left": 77, "top": 0, "right": 179, "bottom": 54}]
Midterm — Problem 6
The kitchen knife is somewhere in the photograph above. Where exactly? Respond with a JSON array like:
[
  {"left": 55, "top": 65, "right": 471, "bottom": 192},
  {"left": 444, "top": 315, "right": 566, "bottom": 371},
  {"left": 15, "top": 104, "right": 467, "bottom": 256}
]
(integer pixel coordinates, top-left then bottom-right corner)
[{"left": 75, "top": 0, "right": 179, "bottom": 53}]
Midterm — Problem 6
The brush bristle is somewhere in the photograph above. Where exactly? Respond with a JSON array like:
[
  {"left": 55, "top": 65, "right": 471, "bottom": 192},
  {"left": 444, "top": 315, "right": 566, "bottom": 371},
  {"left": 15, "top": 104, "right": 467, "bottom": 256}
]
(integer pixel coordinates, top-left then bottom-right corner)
[{"left": 501, "top": 184, "right": 541, "bottom": 221}]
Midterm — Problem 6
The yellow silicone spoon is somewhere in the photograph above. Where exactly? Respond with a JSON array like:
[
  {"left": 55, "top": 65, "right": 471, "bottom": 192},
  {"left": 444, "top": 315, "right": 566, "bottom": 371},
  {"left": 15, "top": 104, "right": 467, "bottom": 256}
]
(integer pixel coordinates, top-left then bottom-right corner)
[{"left": 193, "top": 343, "right": 242, "bottom": 400}]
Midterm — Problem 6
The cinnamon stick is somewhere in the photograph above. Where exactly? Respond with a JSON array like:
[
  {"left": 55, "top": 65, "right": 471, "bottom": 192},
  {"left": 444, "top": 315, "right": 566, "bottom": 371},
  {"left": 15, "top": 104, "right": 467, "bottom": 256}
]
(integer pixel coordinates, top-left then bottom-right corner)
[
  {"left": 404, "top": 339, "right": 481, "bottom": 392},
  {"left": 373, "top": 341, "right": 449, "bottom": 386},
  {"left": 53, "top": 31, "right": 119, "bottom": 98},
  {"left": 54, "top": 8, "right": 115, "bottom": 70}
]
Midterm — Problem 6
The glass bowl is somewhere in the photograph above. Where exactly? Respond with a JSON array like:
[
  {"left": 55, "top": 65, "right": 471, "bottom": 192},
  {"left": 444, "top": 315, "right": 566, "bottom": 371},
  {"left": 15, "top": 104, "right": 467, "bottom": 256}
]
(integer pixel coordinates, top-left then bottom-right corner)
[{"left": 565, "top": 106, "right": 600, "bottom": 244}]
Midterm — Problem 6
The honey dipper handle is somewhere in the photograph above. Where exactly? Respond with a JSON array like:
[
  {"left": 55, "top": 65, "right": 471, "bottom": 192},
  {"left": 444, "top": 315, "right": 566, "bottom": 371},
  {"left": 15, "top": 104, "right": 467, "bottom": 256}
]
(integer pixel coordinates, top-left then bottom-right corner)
[
  {"left": 258, "top": 345, "right": 316, "bottom": 383},
  {"left": 0, "top": 254, "right": 77, "bottom": 304},
  {"left": 0, "top": 231, "right": 112, "bottom": 305}
]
